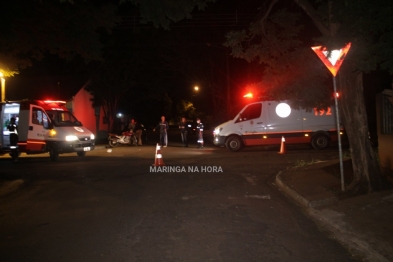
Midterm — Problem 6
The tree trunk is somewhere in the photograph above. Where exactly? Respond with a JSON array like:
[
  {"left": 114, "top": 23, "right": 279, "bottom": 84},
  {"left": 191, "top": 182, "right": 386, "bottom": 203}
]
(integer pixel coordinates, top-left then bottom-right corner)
[{"left": 338, "top": 66, "right": 382, "bottom": 193}]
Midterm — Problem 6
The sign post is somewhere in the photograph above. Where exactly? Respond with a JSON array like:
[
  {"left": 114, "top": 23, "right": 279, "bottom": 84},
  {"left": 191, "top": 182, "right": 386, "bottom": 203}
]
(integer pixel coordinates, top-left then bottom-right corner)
[{"left": 311, "top": 43, "right": 351, "bottom": 192}]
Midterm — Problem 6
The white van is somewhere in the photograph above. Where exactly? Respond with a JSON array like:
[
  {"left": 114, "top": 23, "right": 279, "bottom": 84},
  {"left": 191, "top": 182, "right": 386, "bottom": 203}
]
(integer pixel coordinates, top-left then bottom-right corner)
[
  {"left": 1, "top": 100, "right": 95, "bottom": 160},
  {"left": 213, "top": 100, "right": 342, "bottom": 151}
]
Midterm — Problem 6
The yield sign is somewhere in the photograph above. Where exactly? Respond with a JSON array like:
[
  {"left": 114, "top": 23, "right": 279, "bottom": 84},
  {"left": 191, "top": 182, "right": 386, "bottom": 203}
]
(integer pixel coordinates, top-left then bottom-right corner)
[{"left": 311, "top": 43, "right": 351, "bottom": 76}]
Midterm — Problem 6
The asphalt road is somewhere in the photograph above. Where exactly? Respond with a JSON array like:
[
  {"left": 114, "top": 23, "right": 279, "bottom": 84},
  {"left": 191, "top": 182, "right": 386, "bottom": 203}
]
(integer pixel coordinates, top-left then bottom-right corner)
[{"left": 0, "top": 135, "right": 359, "bottom": 262}]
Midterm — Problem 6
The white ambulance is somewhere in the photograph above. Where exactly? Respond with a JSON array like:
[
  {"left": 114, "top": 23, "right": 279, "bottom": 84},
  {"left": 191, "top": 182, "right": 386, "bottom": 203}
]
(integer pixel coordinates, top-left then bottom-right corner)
[
  {"left": 213, "top": 100, "right": 342, "bottom": 151},
  {"left": 1, "top": 100, "right": 95, "bottom": 160}
]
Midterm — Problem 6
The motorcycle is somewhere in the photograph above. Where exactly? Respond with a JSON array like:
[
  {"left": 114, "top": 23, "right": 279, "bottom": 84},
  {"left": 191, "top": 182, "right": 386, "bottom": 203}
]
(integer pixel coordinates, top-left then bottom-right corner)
[{"left": 108, "top": 131, "right": 137, "bottom": 147}]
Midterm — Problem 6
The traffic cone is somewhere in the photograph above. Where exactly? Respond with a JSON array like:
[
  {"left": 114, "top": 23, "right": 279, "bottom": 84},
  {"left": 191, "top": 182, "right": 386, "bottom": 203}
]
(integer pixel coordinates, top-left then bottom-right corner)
[
  {"left": 152, "top": 143, "right": 165, "bottom": 166},
  {"left": 278, "top": 136, "right": 286, "bottom": 154}
]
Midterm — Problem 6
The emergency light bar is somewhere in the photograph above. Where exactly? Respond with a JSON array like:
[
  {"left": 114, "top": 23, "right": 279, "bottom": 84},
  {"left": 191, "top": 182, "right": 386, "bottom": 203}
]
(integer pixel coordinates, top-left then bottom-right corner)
[
  {"left": 243, "top": 93, "right": 253, "bottom": 98},
  {"left": 43, "top": 100, "right": 66, "bottom": 104}
]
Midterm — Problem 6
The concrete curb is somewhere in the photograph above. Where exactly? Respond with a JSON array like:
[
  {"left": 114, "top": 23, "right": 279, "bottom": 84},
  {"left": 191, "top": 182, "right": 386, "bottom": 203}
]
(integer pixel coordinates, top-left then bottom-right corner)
[
  {"left": 0, "top": 179, "right": 25, "bottom": 197},
  {"left": 276, "top": 170, "right": 338, "bottom": 208},
  {"left": 276, "top": 170, "right": 311, "bottom": 208}
]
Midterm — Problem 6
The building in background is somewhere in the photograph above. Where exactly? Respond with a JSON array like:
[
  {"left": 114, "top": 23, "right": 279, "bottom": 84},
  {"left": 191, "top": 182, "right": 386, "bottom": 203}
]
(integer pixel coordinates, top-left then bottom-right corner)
[
  {"left": 376, "top": 90, "right": 393, "bottom": 180},
  {"left": 66, "top": 86, "right": 109, "bottom": 141}
]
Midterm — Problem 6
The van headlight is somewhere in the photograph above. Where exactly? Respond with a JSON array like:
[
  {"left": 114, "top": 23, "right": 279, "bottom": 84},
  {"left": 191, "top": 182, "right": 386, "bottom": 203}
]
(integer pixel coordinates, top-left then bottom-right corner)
[
  {"left": 214, "top": 128, "right": 222, "bottom": 135},
  {"left": 65, "top": 135, "right": 78, "bottom": 141},
  {"left": 90, "top": 134, "right": 95, "bottom": 140}
]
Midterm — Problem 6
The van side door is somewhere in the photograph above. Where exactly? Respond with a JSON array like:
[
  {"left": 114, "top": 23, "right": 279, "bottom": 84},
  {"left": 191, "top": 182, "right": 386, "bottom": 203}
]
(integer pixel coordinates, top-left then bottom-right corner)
[
  {"left": 235, "top": 103, "right": 264, "bottom": 136},
  {"left": 27, "top": 105, "right": 50, "bottom": 152}
]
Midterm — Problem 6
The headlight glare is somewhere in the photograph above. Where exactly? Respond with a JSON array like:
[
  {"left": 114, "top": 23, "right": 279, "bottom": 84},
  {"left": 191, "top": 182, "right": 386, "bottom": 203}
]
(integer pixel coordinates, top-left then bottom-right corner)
[
  {"left": 65, "top": 135, "right": 78, "bottom": 141},
  {"left": 214, "top": 128, "right": 223, "bottom": 135}
]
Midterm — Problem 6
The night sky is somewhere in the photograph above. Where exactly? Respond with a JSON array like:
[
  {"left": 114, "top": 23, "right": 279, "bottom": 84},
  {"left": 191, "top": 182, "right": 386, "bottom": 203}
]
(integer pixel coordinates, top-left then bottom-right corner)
[{"left": 3, "top": 0, "right": 392, "bottom": 129}]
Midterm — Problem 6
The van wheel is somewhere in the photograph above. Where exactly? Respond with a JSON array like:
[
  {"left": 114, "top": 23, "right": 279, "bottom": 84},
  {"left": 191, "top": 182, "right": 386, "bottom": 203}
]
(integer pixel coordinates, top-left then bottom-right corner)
[
  {"left": 77, "top": 151, "right": 86, "bottom": 157},
  {"left": 311, "top": 134, "right": 329, "bottom": 150},
  {"left": 49, "top": 146, "right": 59, "bottom": 161},
  {"left": 225, "top": 136, "right": 243, "bottom": 152}
]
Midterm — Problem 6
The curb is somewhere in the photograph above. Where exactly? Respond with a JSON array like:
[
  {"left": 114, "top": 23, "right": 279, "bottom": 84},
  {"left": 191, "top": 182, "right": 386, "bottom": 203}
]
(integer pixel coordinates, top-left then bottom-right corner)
[
  {"left": 276, "top": 171, "right": 311, "bottom": 208},
  {"left": 0, "top": 179, "right": 25, "bottom": 197},
  {"left": 275, "top": 170, "right": 338, "bottom": 208}
]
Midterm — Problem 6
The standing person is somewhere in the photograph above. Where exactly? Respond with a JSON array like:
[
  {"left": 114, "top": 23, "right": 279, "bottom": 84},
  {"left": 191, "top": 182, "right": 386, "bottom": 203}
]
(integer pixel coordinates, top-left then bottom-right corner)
[
  {"left": 153, "top": 116, "right": 169, "bottom": 147},
  {"left": 179, "top": 117, "right": 188, "bottom": 147},
  {"left": 196, "top": 118, "right": 204, "bottom": 149},
  {"left": 128, "top": 118, "right": 136, "bottom": 132},
  {"left": 134, "top": 120, "right": 143, "bottom": 146},
  {"left": 118, "top": 118, "right": 134, "bottom": 143},
  {"left": 7, "top": 117, "right": 19, "bottom": 162}
]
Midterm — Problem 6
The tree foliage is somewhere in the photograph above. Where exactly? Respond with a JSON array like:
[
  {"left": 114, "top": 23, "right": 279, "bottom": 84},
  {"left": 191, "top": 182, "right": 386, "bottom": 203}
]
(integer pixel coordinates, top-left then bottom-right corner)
[
  {"left": 176, "top": 100, "right": 196, "bottom": 120},
  {"left": 0, "top": 0, "right": 214, "bottom": 76},
  {"left": 84, "top": 51, "right": 136, "bottom": 133},
  {"left": 1, "top": 0, "right": 215, "bottom": 129},
  {"left": 129, "top": 0, "right": 215, "bottom": 29},
  {"left": 304, "top": 0, "right": 393, "bottom": 73},
  {"left": 0, "top": 0, "right": 120, "bottom": 76},
  {"left": 225, "top": 8, "right": 332, "bottom": 109}
]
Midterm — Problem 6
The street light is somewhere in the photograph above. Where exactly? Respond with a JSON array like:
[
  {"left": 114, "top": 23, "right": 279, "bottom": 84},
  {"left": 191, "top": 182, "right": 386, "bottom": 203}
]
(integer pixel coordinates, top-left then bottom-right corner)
[{"left": 0, "top": 72, "right": 5, "bottom": 102}]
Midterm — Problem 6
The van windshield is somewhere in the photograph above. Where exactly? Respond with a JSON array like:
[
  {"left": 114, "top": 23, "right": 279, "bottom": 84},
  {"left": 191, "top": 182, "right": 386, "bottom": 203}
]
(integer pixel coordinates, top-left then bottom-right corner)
[{"left": 46, "top": 110, "right": 82, "bottom": 127}]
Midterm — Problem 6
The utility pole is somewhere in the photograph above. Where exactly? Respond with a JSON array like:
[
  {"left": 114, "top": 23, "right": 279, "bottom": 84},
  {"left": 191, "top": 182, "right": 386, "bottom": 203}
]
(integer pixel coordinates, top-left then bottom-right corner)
[{"left": 226, "top": 49, "right": 231, "bottom": 119}]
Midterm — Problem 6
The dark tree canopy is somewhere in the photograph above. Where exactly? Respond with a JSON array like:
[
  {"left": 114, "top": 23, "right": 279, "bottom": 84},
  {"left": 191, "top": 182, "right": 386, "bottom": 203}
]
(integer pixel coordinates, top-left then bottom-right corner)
[
  {"left": 0, "top": 0, "right": 214, "bottom": 76},
  {"left": 225, "top": 8, "right": 333, "bottom": 110},
  {"left": 0, "top": 1, "right": 120, "bottom": 75}
]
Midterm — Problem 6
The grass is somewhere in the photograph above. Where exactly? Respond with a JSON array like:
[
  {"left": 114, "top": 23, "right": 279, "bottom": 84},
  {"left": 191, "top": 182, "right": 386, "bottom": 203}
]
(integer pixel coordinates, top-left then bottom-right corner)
[{"left": 293, "top": 159, "right": 319, "bottom": 168}]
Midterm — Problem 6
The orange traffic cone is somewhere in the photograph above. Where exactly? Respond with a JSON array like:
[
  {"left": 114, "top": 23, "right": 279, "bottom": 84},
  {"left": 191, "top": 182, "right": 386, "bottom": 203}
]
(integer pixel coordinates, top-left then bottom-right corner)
[
  {"left": 152, "top": 143, "right": 165, "bottom": 166},
  {"left": 278, "top": 136, "right": 286, "bottom": 154}
]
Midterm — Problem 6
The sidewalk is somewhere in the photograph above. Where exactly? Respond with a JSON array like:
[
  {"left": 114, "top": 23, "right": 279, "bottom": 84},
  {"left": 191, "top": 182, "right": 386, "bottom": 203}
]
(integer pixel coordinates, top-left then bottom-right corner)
[{"left": 276, "top": 159, "right": 393, "bottom": 262}]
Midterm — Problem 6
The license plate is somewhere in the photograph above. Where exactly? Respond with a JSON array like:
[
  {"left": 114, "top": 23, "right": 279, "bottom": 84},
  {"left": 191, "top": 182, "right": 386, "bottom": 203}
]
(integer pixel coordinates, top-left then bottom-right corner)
[{"left": 83, "top": 147, "right": 91, "bottom": 151}]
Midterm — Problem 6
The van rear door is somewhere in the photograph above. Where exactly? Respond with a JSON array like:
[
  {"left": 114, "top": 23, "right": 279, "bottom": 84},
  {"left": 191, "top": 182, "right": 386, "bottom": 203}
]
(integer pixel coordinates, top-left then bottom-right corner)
[{"left": 1, "top": 103, "right": 20, "bottom": 150}]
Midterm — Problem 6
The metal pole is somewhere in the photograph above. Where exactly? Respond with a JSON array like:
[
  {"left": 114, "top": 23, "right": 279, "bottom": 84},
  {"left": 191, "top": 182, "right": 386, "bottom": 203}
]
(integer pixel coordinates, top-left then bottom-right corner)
[
  {"left": 333, "top": 76, "right": 345, "bottom": 191},
  {"left": 1, "top": 77, "right": 5, "bottom": 102}
]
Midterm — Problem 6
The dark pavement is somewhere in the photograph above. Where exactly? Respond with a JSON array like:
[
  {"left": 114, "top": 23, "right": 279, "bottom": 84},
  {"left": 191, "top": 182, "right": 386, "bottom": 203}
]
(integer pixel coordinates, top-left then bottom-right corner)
[
  {"left": 0, "top": 141, "right": 359, "bottom": 262},
  {"left": 1, "top": 131, "right": 391, "bottom": 261}
]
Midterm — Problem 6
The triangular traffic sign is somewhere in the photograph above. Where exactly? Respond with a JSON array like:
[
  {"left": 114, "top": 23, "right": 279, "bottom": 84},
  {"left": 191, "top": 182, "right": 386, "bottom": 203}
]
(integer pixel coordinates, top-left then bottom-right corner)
[{"left": 311, "top": 43, "right": 351, "bottom": 76}]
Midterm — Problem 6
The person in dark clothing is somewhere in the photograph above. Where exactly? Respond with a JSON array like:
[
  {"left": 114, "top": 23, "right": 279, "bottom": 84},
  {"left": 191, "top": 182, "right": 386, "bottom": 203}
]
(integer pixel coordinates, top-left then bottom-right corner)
[
  {"left": 196, "top": 118, "right": 204, "bottom": 149},
  {"left": 179, "top": 117, "right": 188, "bottom": 147},
  {"left": 134, "top": 121, "right": 143, "bottom": 146},
  {"left": 153, "top": 116, "right": 169, "bottom": 147},
  {"left": 7, "top": 117, "right": 19, "bottom": 162},
  {"left": 128, "top": 119, "right": 136, "bottom": 132}
]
